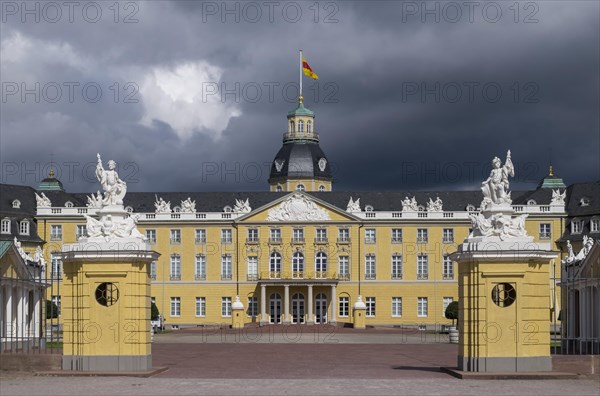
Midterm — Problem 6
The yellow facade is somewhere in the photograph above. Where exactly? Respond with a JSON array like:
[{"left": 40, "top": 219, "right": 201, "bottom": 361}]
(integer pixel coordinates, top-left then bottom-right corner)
[{"left": 37, "top": 196, "right": 565, "bottom": 330}]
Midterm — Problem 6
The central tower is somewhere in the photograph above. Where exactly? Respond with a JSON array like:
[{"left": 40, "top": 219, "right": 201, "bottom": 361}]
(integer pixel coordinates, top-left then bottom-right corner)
[{"left": 268, "top": 97, "right": 333, "bottom": 192}]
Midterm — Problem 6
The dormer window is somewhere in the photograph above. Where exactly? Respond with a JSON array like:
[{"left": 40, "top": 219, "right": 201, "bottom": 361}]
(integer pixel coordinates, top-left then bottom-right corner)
[
  {"left": 307, "top": 120, "right": 312, "bottom": 133},
  {"left": 466, "top": 204, "right": 476, "bottom": 212},
  {"left": 19, "top": 220, "right": 30, "bottom": 235},
  {"left": 295, "top": 184, "right": 305, "bottom": 192},
  {"left": 65, "top": 201, "right": 73, "bottom": 208},
  {"left": 318, "top": 185, "right": 325, "bottom": 192},
  {"left": 1, "top": 218, "right": 10, "bottom": 234},
  {"left": 571, "top": 219, "right": 583, "bottom": 234},
  {"left": 173, "top": 206, "right": 181, "bottom": 213},
  {"left": 298, "top": 120, "right": 304, "bottom": 133},
  {"left": 125, "top": 206, "right": 133, "bottom": 213},
  {"left": 276, "top": 184, "right": 283, "bottom": 192},
  {"left": 365, "top": 205, "right": 374, "bottom": 212},
  {"left": 580, "top": 197, "right": 590, "bottom": 207},
  {"left": 12, "top": 199, "right": 21, "bottom": 209},
  {"left": 418, "top": 205, "right": 425, "bottom": 212},
  {"left": 223, "top": 206, "right": 232, "bottom": 213},
  {"left": 527, "top": 199, "right": 536, "bottom": 206}
]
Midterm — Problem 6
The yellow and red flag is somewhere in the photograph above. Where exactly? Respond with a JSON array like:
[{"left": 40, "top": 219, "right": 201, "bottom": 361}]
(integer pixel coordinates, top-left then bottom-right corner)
[{"left": 302, "top": 57, "right": 319, "bottom": 80}]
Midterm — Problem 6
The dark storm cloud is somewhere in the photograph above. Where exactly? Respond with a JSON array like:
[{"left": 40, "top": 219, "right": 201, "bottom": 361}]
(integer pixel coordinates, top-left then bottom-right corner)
[{"left": 1, "top": 0, "right": 598, "bottom": 194}]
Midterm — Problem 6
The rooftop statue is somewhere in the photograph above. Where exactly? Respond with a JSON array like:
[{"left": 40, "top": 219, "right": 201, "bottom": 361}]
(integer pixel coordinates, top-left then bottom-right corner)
[
  {"left": 96, "top": 153, "right": 127, "bottom": 206},
  {"left": 481, "top": 150, "right": 514, "bottom": 209}
]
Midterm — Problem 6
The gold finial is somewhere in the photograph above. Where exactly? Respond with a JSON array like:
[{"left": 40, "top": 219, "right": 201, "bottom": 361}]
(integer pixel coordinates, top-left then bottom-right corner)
[
  {"left": 549, "top": 165, "right": 553, "bottom": 176},
  {"left": 49, "top": 168, "right": 55, "bottom": 178},
  {"left": 299, "top": 95, "right": 303, "bottom": 104}
]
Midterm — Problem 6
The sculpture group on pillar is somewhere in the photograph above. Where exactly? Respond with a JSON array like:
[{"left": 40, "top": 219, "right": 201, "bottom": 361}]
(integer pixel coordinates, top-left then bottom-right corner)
[
  {"left": 96, "top": 153, "right": 127, "bottom": 206},
  {"left": 468, "top": 150, "right": 529, "bottom": 241}
]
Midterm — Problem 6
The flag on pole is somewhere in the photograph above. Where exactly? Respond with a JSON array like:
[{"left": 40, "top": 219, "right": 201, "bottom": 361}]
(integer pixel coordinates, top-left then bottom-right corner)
[{"left": 302, "top": 56, "right": 319, "bottom": 80}]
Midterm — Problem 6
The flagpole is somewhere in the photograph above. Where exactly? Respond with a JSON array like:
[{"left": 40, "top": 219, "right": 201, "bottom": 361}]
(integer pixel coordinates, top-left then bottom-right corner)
[{"left": 299, "top": 49, "right": 303, "bottom": 102}]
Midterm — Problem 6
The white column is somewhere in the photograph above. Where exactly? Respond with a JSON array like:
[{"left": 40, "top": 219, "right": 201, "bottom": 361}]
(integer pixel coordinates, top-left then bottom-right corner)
[
  {"left": 330, "top": 285, "right": 337, "bottom": 324},
  {"left": 307, "top": 285, "right": 314, "bottom": 325},
  {"left": 283, "top": 284, "right": 290, "bottom": 323},
  {"left": 5, "top": 288, "right": 13, "bottom": 337},
  {"left": 16, "top": 286, "right": 25, "bottom": 339},
  {"left": 260, "top": 284, "right": 267, "bottom": 325},
  {"left": 33, "top": 290, "right": 41, "bottom": 338}
]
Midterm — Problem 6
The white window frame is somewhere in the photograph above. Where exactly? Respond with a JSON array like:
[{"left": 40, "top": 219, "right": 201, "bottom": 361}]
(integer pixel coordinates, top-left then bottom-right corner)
[
  {"left": 19, "top": 220, "right": 29, "bottom": 235},
  {"left": 195, "top": 254, "right": 206, "bottom": 280},
  {"left": 417, "top": 297, "right": 428, "bottom": 317},
  {"left": 170, "top": 229, "right": 181, "bottom": 244},
  {"left": 292, "top": 252, "right": 304, "bottom": 274},
  {"left": 195, "top": 297, "right": 206, "bottom": 317},
  {"left": 316, "top": 228, "right": 327, "bottom": 242},
  {"left": 270, "top": 228, "right": 281, "bottom": 243},
  {"left": 50, "top": 225, "right": 62, "bottom": 241},
  {"left": 221, "top": 297, "right": 232, "bottom": 317},
  {"left": 195, "top": 229, "right": 206, "bottom": 244},
  {"left": 170, "top": 255, "right": 181, "bottom": 280},
  {"left": 51, "top": 295, "right": 61, "bottom": 316},
  {"left": 1, "top": 218, "right": 10, "bottom": 234},
  {"left": 391, "top": 254, "right": 403, "bottom": 279},
  {"left": 51, "top": 253, "right": 62, "bottom": 279},
  {"left": 591, "top": 218, "right": 600, "bottom": 233},
  {"left": 76, "top": 224, "right": 87, "bottom": 239},
  {"left": 417, "top": 254, "right": 428, "bottom": 280},
  {"left": 571, "top": 219, "right": 583, "bottom": 234},
  {"left": 247, "top": 256, "right": 258, "bottom": 280},
  {"left": 221, "top": 254, "right": 232, "bottom": 280},
  {"left": 338, "top": 255, "right": 349, "bottom": 279},
  {"left": 270, "top": 252, "right": 282, "bottom": 274},
  {"left": 366, "top": 297, "right": 376, "bottom": 317},
  {"left": 442, "top": 228, "right": 454, "bottom": 243},
  {"left": 339, "top": 296, "right": 349, "bottom": 317},
  {"left": 443, "top": 255, "right": 454, "bottom": 280},
  {"left": 365, "top": 228, "right": 376, "bottom": 243},
  {"left": 150, "top": 261, "right": 157, "bottom": 280},
  {"left": 417, "top": 228, "right": 428, "bottom": 243},
  {"left": 443, "top": 297, "right": 454, "bottom": 316},
  {"left": 539, "top": 223, "right": 551, "bottom": 239},
  {"left": 392, "top": 297, "right": 402, "bottom": 317},
  {"left": 221, "top": 228, "right": 233, "bottom": 243},
  {"left": 146, "top": 229, "right": 156, "bottom": 244},
  {"left": 365, "top": 254, "right": 376, "bottom": 279},
  {"left": 293, "top": 228, "right": 304, "bottom": 243},
  {"left": 338, "top": 228, "right": 350, "bottom": 242},
  {"left": 170, "top": 297, "right": 181, "bottom": 317},
  {"left": 247, "top": 296, "right": 258, "bottom": 317},
  {"left": 247, "top": 228, "right": 259, "bottom": 243},
  {"left": 391, "top": 228, "right": 402, "bottom": 243},
  {"left": 315, "top": 252, "right": 328, "bottom": 274}
]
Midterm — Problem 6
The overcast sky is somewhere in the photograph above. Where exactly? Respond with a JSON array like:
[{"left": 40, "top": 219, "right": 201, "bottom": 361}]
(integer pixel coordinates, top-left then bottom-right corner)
[{"left": 1, "top": 0, "right": 598, "bottom": 193}]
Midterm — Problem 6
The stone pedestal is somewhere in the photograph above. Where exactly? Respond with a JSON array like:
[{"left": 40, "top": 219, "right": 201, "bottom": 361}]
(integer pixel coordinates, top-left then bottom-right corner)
[
  {"left": 451, "top": 236, "right": 557, "bottom": 372},
  {"left": 231, "top": 296, "right": 245, "bottom": 329},
  {"left": 60, "top": 239, "right": 159, "bottom": 372},
  {"left": 353, "top": 296, "right": 367, "bottom": 329}
]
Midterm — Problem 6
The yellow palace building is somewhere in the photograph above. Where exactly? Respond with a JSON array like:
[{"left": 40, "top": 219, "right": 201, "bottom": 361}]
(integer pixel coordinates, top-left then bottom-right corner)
[{"left": 2, "top": 99, "right": 568, "bottom": 330}]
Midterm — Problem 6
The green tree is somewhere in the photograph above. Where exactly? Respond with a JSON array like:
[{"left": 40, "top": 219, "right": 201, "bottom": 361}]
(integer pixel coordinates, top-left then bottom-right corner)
[
  {"left": 151, "top": 301, "right": 160, "bottom": 321},
  {"left": 46, "top": 300, "right": 59, "bottom": 319},
  {"left": 445, "top": 301, "right": 459, "bottom": 327}
]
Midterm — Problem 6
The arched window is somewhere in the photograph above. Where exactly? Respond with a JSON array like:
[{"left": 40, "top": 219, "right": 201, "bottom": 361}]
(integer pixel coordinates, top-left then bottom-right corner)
[
  {"left": 318, "top": 185, "right": 325, "bottom": 192},
  {"left": 296, "top": 184, "right": 305, "bottom": 192},
  {"left": 270, "top": 252, "right": 282, "bottom": 274},
  {"left": 289, "top": 121, "right": 295, "bottom": 133},
  {"left": 365, "top": 205, "right": 374, "bottom": 212},
  {"left": 12, "top": 200, "right": 21, "bottom": 209},
  {"left": 298, "top": 120, "right": 304, "bottom": 133},
  {"left": 527, "top": 199, "right": 536, "bottom": 206},
  {"left": 19, "top": 220, "right": 30, "bottom": 235},
  {"left": 292, "top": 252, "right": 304, "bottom": 274},
  {"left": 223, "top": 206, "right": 232, "bottom": 213},
  {"left": 276, "top": 185, "right": 283, "bottom": 192},
  {"left": 307, "top": 120, "right": 312, "bottom": 133},
  {"left": 64, "top": 201, "right": 73, "bottom": 208},
  {"left": 1, "top": 218, "right": 10, "bottom": 234},
  {"left": 315, "top": 252, "right": 327, "bottom": 273},
  {"left": 466, "top": 204, "right": 476, "bottom": 212},
  {"left": 173, "top": 206, "right": 181, "bottom": 213},
  {"left": 125, "top": 206, "right": 133, "bottom": 213}
]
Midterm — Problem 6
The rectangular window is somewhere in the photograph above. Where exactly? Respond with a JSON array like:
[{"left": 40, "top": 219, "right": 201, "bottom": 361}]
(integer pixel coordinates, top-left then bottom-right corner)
[
  {"left": 366, "top": 297, "right": 376, "bottom": 317},
  {"left": 0, "top": 219, "right": 10, "bottom": 234},
  {"left": 195, "top": 229, "right": 206, "bottom": 244},
  {"left": 50, "top": 253, "right": 62, "bottom": 279},
  {"left": 417, "top": 254, "right": 428, "bottom": 280},
  {"left": 221, "top": 229, "right": 232, "bottom": 243},
  {"left": 247, "top": 228, "right": 259, "bottom": 243},
  {"left": 592, "top": 219, "right": 600, "bottom": 233},
  {"left": 571, "top": 220, "right": 583, "bottom": 234},
  {"left": 195, "top": 254, "right": 206, "bottom": 280},
  {"left": 150, "top": 261, "right": 157, "bottom": 280},
  {"left": 221, "top": 297, "right": 232, "bottom": 317},
  {"left": 170, "top": 297, "right": 181, "bottom": 317},
  {"left": 315, "top": 228, "right": 327, "bottom": 243},
  {"left": 365, "top": 228, "right": 376, "bottom": 243},
  {"left": 417, "top": 297, "right": 428, "bottom": 317},
  {"left": 270, "top": 228, "right": 281, "bottom": 243},
  {"left": 338, "top": 256, "right": 350, "bottom": 280},
  {"left": 18, "top": 221, "right": 29, "bottom": 235},
  {"left": 443, "top": 255, "right": 454, "bottom": 280},
  {"left": 391, "top": 254, "right": 403, "bottom": 279},
  {"left": 392, "top": 297, "right": 402, "bottom": 317},
  {"left": 170, "top": 255, "right": 181, "bottom": 280},
  {"left": 417, "top": 228, "right": 428, "bottom": 243},
  {"left": 539, "top": 223, "right": 551, "bottom": 239},
  {"left": 51, "top": 295, "right": 61, "bottom": 316},
  {"left": 443, "top": 297, "right": 454, "bottom": 316},
  {"left": 170, "top": 229, "right": 181, "bottom": 244},
  {"left": 247, "top": 296, "right": 258, "bottom": 317},
  {"left": 50, "top": 225, "right": 62, "bottom": 241},
  {"left": 247, "top": 256, "right": 258, "bottom": 280},
  {"left": 146, "top": 229, "right": 156, "bottom": 244},
  {"left": 221, "top": 255, "right": 232, "bottom": 280},
  {"left": 365, "top": 254, "right": 376, "bottom": 280},
  {"left": 338, "top": 228, "right": 350, "bottom": 242},
  {"left": 76, "top": 224, "right": 86, "bottom": 239},
  {"left": 391, "top": 228, "right": 403, "bottom": 243},
  {"left": 442, "top": 228, "right": 454, "bottom": 243},
  {"left": 195, "top": 297, "right": 206, "bottom": 317},
  {"left": 293, "top": 228, "right": 304, "bottom": 243},
  {"left": 339, "top": 297, "right": 349, "bottom": 317}
]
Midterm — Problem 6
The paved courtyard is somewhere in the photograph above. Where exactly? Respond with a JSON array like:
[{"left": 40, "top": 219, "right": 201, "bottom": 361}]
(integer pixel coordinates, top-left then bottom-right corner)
[{"left": 1, "top": 326, "right": 599, "bottom": 395}]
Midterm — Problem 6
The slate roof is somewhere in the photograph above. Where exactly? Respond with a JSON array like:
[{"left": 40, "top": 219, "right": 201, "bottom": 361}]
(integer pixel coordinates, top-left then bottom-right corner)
[
  {"left": 268, "top": 142, "right": 332, "bottom": 182},
  {"left": 0, "top": 184, "right": 44, "bottom": 243}
]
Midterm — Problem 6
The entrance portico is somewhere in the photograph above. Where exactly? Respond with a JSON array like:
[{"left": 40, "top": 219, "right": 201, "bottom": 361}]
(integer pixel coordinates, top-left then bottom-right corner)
[{"left": 259, "top": 279, "right": 338, "bottom": 326}]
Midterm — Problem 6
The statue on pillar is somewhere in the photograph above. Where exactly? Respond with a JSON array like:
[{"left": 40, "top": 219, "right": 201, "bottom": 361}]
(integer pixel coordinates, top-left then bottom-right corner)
[
  {"left": 96, "top": 153, "right": 127, "bottom": 206},
  {"left": 481, "top": 150, "right": 514, "bottom": 209}
]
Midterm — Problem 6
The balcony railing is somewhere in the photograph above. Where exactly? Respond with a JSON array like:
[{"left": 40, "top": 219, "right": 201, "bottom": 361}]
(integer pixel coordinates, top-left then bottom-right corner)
[
  {"left": 221, "top": 274, "right": 232, "bottom": 280},
  {"left": 442, "top": 273, "right": 454, "bottom": 280},
  {"left": 364, "top": 273, "right": 376, "bottom": 280},
  {"left": 337, "top": 237, "right": 350, "bottom": 244},
  {"left": 259, "top": 271, "right": 338, "bottom": 280},
  {"left": 195, "top": 274, "right": 206, "bottom": 281},
  {"left": 283, "top": 131, "right": 320, "bottom": 141},
  {"left": 247, "top": 274, "right": 258, "bottom": 281},
  {"left": 417, "top": 273, "right": 429, "bottom": 280},
  {"left": 391, "top": 238, "right": 403, "bottom": 243},
  {"left": 391, "top": 274, "right": 403, "bottom": 280},
  {"left": 338, "top": 273, "right": 350, "bottom": 281},
  {"left": 269, "top": 237, "right": 282, "bottom": 244},
  {"left": 170, "top": 275, "right": 181, "bottom": 281},
  {"left": 365, "top": 238, "right": 376, "bottom": 244},
  {"left": 50, "top": 234, "right": 62, "bottom": 241},
  {"left": 314, "top": 237, "right": 328, "bottom": 244},
  {"left": 416, "top": 237, "right": 428, "bottom": 243},
  {"left": 292, "top": 237, "right": 305, "bottom": 244},
  {"left": 195, "top": 238, "right": 206, "bottom": 244},
  {"left": 170, "top": 238, "right": 181, "bottom": 244},
  {"left": 246, "top": 237, "right": 260, "bottom": 244},
  {"left": 539, "top": 233, "right": 551, "bottom": 240},
  {"left": 442, "top": 238, "right": 454, "bottom": 243},
  {"left": 221, "top": 238, "right": 233, "bottom": 244}
]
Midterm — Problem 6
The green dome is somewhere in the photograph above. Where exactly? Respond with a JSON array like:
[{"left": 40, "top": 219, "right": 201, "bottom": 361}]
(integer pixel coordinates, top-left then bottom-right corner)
[
  {"left": 37, "top": 169, "right": 65, "bottom": 192},
  {"left": 287, "top": 102, "right": 314, "bottom": 117}
]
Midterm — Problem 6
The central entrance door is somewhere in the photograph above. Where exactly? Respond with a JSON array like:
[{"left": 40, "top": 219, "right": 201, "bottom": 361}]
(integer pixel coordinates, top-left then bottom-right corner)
[
  {"left": 315, "top": 293, "right": 327, "bottom": 324},
  {"left": 291, "top": 293, "right": 305, "bottom": 324},
  {"left": 270, "top": 293, "right": 282, "bottom": 324}
]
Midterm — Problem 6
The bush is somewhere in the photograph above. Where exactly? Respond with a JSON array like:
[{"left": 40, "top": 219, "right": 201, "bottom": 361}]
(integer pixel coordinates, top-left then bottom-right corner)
[
  {"left": 46, "top": 300, "right": 59, "bottom": 319},
  {"left": 445, "top": 301, "right": 459, "bottom": 326},
  {"left": 151, "top": 301, "right": 160, "bottom": 321}
]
